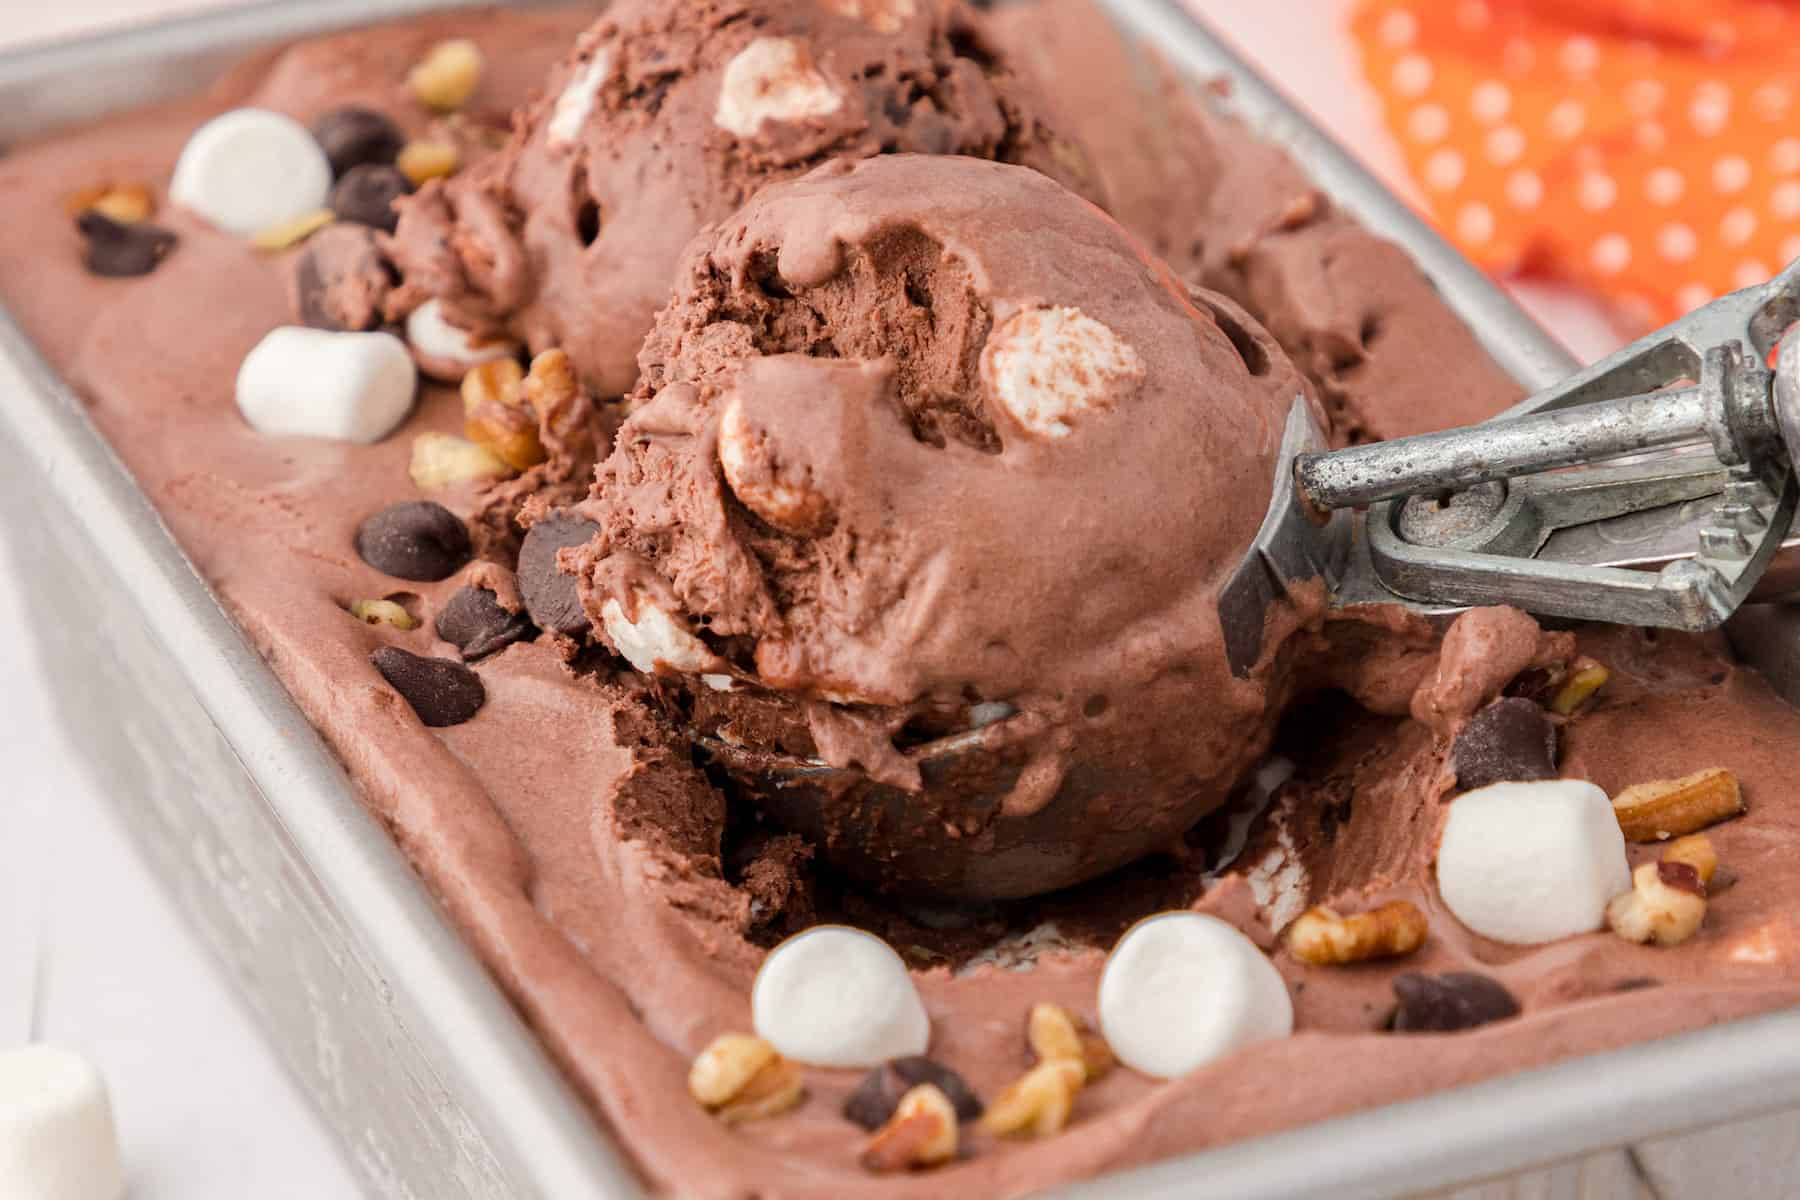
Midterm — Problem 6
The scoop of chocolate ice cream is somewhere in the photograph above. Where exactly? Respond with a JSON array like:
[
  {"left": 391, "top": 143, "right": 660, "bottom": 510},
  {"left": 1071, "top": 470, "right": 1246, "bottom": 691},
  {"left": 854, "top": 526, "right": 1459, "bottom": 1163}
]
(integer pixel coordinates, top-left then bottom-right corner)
[
  {"left": 565, "top": 154, "right": 1323, "bottom": 899},
  {"left": 385, "top": 0, "right": 1099, "bottom": 399}
]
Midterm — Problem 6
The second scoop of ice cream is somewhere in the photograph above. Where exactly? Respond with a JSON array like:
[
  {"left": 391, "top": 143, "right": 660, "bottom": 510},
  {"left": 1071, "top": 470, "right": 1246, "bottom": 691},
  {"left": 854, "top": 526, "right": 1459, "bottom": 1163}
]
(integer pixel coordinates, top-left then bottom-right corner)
[{"left": 568, "top": 154, "right": 1321, "bottom": 899}]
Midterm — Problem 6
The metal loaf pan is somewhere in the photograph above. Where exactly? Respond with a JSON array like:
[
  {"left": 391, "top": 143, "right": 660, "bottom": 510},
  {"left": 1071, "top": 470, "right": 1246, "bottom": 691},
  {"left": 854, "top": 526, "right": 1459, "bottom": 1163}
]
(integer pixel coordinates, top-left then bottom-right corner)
[{"left": 1, "top": 2, "right": 1796, "bottom": 1197}]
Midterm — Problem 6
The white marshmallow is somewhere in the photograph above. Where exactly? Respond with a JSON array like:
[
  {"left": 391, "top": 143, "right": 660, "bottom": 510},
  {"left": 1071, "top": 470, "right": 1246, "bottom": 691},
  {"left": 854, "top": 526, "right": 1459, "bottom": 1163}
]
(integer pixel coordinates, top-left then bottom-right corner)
[
  {"left": 1098, "top": 912, "right": 1292, "bottom": 1080},
  {"left": 405, "top": 299, "right": 522, "bottom": 383},
  {"left": 715, "top": 38, "right": 844, "bottom": 137},
  {"left": 717, "top": 397, "right": 832, "bottom": 535},
  {"left": 600, "top": 594, "right": 721, "bottom": 676},
  {"left": 236, "top": 327, "right": 417, "bottom": 444},
  {"left": 1436, "top": 780, "right": 1631, "bottom": 945},
  {"left": 752, "top": 926, "right": 930, "bottom": 1068},
  {"left": 169, "top": 108, "right": 333, "bottom": 236},
  {"left": 548, "top": 49, "right": 615, "bottom": 147},
  {"left": 0, "top": 1045, "right": 125, "bottom": 1200},
  {"left": 981, "top": 306, "right": 1144, "bottom": 439}
]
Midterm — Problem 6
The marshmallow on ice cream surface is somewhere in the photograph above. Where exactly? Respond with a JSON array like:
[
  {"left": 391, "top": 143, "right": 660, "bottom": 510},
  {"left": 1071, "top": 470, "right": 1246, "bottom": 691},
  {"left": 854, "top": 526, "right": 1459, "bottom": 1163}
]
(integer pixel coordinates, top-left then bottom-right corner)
[
  {"left": 1099, "top": 912, "right": 1293, "bottom": 1079},
  {"left": 752, "top": 927, "right": 930, "bottom": 1068},
  {"left": 566, "top": 155, "right": 1319, "bottom": 900},
  {"left": 0, "top": 1045, "right": 125, "bottom": 1200},
  {"left": 1436, "top": 780, "right": 1632, "bottom": 945},
  {"left": 170, "top": 109, "right": 333, "bottom": 236},
  {"left": 386, "top": 0, "right": 1101, "bottom": 398},
  {"left": 236, "top": 327, "right": 417, "bottom": 443}
]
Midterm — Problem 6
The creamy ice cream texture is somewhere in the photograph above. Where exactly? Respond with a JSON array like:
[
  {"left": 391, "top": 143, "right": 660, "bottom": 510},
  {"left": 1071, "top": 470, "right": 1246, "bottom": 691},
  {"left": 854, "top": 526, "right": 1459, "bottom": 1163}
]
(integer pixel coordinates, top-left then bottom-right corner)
[
  {"left": 386, "top": 0, "right": 1100, "bottom": 399},
  {"left": 2, "top": 2, "right": 1799, "bottom": 1197},
  {"left": 565, "top": 152, "right": 1318, "bottom": 899}
]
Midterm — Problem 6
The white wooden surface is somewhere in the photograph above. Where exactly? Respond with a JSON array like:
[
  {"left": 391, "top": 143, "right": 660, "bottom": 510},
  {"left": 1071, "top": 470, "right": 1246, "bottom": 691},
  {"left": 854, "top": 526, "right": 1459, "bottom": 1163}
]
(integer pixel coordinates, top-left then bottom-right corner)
[{"left": 0, "top": 3, "right": 1640, "bottom": 1200}]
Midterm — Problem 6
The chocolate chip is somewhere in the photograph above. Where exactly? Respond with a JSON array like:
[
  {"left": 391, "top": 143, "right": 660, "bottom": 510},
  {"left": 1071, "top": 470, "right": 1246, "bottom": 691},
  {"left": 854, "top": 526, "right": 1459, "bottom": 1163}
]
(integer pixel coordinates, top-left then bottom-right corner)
[
  {"left": 1453, "top": 696, "right": 1557, "bottom": 791},
  {"left": 371, "top": 646, "right": 485, "bottom": 727},
  {"left": 355, "top": 501, "right": 472, "bottom": 581},
  {"left": 436, "top": 586, "right": 536, "bottom": 661},
  {"left": 311, "top": 106, "right": 406, "bottom": 178},
  {"left": 1389, "top": 972, "right": 1520, "bottom": 1033},
  {"left": 843, "top": 1057, "right": 983, "bottom": 1130},
  {"left": 517, "top": 513, "right": 601, "bottom": 637},
  {"left": 77, "top": 211, "right": 177, "bottom": 277},
  {"left": 330, "top": 164, "right": 413, "bottom": 233}
]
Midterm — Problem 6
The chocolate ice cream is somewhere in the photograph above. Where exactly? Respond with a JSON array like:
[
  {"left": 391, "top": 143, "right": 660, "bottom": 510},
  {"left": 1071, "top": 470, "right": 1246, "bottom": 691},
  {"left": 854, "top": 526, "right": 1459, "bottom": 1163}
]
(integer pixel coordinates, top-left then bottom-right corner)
[
  {"left": 564, "top": 152, "right": 1323, "bottom": 899},
  {"left": 386, "top": 0, "right": 1098, "bottom": 398},
  {"left": 4, "top": 3, "right": 1800, "bottom": 1198}
]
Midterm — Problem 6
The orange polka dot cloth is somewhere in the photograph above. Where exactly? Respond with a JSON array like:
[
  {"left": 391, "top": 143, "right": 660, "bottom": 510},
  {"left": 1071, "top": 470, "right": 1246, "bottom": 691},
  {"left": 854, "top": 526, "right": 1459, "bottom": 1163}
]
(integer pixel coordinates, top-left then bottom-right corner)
[{"left": 1352, "top": 0, "right": 1800, "bottom": 329}]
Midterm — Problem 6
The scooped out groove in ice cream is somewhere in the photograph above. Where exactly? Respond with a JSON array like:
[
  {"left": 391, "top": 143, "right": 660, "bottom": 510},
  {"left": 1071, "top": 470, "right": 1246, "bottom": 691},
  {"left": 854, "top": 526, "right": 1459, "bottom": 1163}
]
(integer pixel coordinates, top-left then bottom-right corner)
[
  {"left": 385, "top": 0, "right": 1103, "bottom": 400},
  {"left": 560, "top": 153, "right": 1329, "bottom": 900}
]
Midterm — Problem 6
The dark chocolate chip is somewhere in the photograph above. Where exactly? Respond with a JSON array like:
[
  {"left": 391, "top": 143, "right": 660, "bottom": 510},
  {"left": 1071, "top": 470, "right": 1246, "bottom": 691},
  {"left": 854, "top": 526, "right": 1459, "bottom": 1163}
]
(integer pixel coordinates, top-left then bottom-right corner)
[
  {"left": 1389, "top": 971, "right": 1520, "bottom": 1033},
  {"left": 371, "top": 646, "right": 485, "bottom": 727},
  {"left": 517, "top": 513, "right": 601, "bottom": 637},
  {"left": 329, "top": 164, "right": 414, "bottom": 233},
  {"left": 311, "top": 106, "right": 406, "bottom": 178},
  {"left": 843, "top": 1057, "right": 983, "bottom": 1130},
  {"left": 77, "top": 211, "right": 178, "bottom": 278},
  {"left": 355, "top": 501, "right": 472, "bottom": 582},
  {"left": 436, "top": 586, "right": 536, "bottom": 661},
  {"left": 1453, "top": 696, "right": 1558, "bottom": 791}
]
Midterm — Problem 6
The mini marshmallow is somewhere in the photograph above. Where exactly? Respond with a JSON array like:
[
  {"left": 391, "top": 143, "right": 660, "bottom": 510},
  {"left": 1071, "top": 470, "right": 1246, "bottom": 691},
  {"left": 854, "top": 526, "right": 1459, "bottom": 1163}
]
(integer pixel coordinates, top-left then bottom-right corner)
[
  {"left": 1436, "top": 780, "right": 1631, "bottom": 945},
  {"left": 1098, "top": 912, "right": 1292, "bottom": 1080},
  {"left": 548, "top": 49, "right": 615, "bottom": 147},
  {"left": 405, "top": 299, "right": 522, "bottom": 382},
  {"left": 715, "top": 38, "right": 843, "bottom": 137},
  {"left": 600, "top": 594, "right": 721, "bottom": 675},
  {"left": 170, "top": 108, "right": 334, "bottom": 236},
  {"left": 717, "top": 397, "right": 832, "bottom": 535},
  {"left": 981, "top": 306, "right": 1145, "bottom": 439},
  {"left": 0, "top": 1045, "right": 125, "bottom": 1200},
  {"left": 752, "top": 926, "right": 930, "bottom": 1068},
  {"left": 237, "top": 327, "right": 417, "bottom": 444}
]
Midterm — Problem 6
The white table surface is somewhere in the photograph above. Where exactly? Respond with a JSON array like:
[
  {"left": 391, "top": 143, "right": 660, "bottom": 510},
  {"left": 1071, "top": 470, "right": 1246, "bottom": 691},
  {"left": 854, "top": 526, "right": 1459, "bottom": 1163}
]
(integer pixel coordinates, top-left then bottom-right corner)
[{"left": 0, "top": 3, "right": 1626, "bottom": 1199}]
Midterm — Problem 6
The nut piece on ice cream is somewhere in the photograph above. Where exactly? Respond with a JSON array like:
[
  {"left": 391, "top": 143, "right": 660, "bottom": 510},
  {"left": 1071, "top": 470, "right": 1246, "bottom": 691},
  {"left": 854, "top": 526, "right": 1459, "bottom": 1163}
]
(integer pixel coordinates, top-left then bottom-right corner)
[
  {"left": 385, "top": 0, "right": 1100, "bottom": 398},
  {"left": 564, "top": 154, "right": 1318, "bottom": 899}
]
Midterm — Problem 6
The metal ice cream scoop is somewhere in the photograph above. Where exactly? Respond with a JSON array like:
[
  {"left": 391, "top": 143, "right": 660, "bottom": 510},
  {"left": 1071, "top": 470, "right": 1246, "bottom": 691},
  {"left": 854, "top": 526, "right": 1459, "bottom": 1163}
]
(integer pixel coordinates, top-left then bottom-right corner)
[
  {"left": 697, "top": 260, "right": 1800, "bottom": 899},
  {"left": 1219, "top": 255, "right": 1800, "bottom": 676}
]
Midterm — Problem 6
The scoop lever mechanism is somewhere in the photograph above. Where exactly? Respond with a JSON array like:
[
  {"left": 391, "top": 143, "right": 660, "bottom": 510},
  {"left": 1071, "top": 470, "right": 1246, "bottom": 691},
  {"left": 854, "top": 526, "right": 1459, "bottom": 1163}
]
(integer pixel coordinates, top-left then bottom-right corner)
[{"left": 1222, "top": 257, "right": 1800, "bottom": 677}]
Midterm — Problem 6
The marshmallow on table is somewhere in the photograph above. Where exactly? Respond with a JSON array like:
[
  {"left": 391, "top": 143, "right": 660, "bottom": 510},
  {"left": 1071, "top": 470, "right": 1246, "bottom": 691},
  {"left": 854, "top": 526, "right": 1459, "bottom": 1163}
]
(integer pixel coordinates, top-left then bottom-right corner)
[
  {"left": 0, "top": 1045, "right": 124, "bottom": 1200},
  {"left": 405, "top": 299, "right": 522, "bottom": 382},
  {"left": 236, "top": 327, "right": 417, "bottom": 443},
  {"left": 1436, "top": 780, "right": 1631, "bottom": 945},
  {"left": 170, "top": 109, "right": 333, "bottom": 236},
  {"left": 752, "top": 926, "right": 929, "bottom": 1068},
  {"left": 1098, "top": 911, "right": 1292, "bottom": 1080}
]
